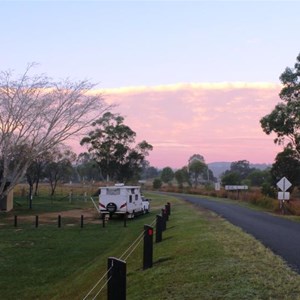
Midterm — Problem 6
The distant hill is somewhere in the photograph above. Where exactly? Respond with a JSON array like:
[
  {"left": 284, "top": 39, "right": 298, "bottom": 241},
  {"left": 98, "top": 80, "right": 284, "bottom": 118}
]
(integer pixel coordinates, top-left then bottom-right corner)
[{"left": 208, "top": 162, "right": 271, "bottom": 178}]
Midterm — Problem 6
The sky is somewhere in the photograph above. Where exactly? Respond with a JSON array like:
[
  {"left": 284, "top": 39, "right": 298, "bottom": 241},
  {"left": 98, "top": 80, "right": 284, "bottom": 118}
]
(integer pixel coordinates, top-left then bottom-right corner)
[{"left": 1, "top": 1, "right": 300, "bottom": 168}]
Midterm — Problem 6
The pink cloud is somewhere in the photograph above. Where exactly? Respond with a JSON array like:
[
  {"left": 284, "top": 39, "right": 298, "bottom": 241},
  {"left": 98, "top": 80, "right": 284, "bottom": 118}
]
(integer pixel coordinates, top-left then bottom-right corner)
[{"left": 87, "top": 82, "right": 283, "bottom": 168}]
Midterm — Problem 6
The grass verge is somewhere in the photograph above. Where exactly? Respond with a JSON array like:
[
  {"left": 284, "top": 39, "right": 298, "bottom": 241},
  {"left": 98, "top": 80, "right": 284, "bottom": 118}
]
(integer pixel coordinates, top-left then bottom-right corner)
[{"left": 1, "top": 193, "right": 300, "bottom": 299}]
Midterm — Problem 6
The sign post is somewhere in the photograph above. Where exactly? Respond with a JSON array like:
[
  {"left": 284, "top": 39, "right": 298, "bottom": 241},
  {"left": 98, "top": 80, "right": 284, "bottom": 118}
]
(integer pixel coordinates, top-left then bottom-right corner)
[
  {"left": 277, "top": 177, "right": 291, "bottom": 201},
  {"left": 225, "top": 185, "right": 248, "bottom": 200},
  {"left": 277, "top": 177, "right": 292, "bottom": 214}
]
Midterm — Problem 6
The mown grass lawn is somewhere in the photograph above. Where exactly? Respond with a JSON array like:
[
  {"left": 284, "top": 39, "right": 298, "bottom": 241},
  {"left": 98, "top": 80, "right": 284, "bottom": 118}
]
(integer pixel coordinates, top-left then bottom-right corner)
[{"left": 1, "top": 193, "right": 300, "bottom": 299}]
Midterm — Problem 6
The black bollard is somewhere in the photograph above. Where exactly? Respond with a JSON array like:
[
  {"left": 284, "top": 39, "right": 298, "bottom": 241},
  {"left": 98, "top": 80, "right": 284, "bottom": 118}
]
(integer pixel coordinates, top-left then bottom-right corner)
[
  {"left": 164, "top": 205, "right": 169, "bottom": 221},
  {"left": 166, "top": 202, "right": 171, "bottom": 215},
  {"left": 161, "top": 209, "right": 167, "bottom": 231},
  {"left": 107, "top": 257, "right": 126, "bottom": 300},
  {"left": 81, "top": 215, "right": 84, "bottom": 228},
  {"left": 143, "top": 224, "right": 154, "bottom": 270},
  {"left": 156, "top": 215, "right": 163, "bottom": 243}
]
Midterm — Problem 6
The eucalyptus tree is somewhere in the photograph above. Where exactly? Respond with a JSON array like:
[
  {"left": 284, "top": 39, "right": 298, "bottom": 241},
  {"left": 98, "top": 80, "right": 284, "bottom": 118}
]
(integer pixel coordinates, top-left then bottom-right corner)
[
  {"left": 189, "top": 160, "right": 206, "bottom": 188},
  {"left": 229, "top": 160, "right": 254, "bottom": 180},
  {"left": 0, "top": 64, "right": 110, "bottom": 199},
  {"left": 221, "top": 160, "right": 253, "bottom": 186},
  {"left": 175, "top": 166, "right": 191, "bottom": 188},
  {"left": 247, "top": 169, "right": 270, "bottom": 187},
  {"left": 161, "top": 167, "right": 174, "bottom": 185},
  {"left": 76, "top": 152, "right": 103, "bottom": 182},
  {"left": 271, "top": 148, "right": 300, "bottom": 190},
  {"left": 80, "top": 112, "right": 153, "bottom": 182},
  {"left": 261, "top": 53, "right": 300, "bottom": 157},
  {"left": 221, "top": 171, "right": 241, "bottom": 186},
  {"left": 174, "top": 169, "right": 185, "bottom": 188}
]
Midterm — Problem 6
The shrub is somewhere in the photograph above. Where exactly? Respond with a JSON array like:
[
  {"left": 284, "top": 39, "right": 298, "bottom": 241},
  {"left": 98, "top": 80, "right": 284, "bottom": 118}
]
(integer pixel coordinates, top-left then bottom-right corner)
[
  {"left": 153, "top": 178, "right": 162, "bottom": 189},
  {"left": 261, "top": 183, "right": 277, "bottom": 198}
]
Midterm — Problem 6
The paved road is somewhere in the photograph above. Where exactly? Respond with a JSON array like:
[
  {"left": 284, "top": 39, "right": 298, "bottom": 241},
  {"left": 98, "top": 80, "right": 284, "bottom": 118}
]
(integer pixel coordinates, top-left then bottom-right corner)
[{"left": 169, "top": 193, "right": 300, "bottom": 273}]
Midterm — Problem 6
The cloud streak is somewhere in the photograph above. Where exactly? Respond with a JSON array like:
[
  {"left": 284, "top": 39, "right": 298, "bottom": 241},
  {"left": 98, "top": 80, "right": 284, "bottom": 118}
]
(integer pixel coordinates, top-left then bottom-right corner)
[{"left": 91, "top": 82, "right": 283, "bottom": 168}]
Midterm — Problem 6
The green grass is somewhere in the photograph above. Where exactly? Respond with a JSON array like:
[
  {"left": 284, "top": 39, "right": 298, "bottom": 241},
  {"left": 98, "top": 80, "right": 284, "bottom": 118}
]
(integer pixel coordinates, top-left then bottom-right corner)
[
  {"left": 1, "top": 193, "right": 300, "bottom": 299},
  {"left": 12, "top": 194, "right": 92, "bottom": 214},
  {"left": 127, "top": 195, "right": 300, "bottom": 300}
]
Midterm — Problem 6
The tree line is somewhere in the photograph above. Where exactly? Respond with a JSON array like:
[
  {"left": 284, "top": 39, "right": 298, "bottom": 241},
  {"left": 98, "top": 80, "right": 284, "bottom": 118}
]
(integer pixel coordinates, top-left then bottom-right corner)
[
  {"left": 152, "top": 156, "right": 217, "bottom": 189},
  {"left": 1, "top": 52, "right": 300, "bottom": 204},
  {"left": 22, "top": 111, "right": 154, "bottom": 206}
]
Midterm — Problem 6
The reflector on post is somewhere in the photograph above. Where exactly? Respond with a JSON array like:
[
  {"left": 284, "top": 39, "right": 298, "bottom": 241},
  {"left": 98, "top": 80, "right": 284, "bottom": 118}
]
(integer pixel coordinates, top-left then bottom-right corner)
[{"left": 143, "top": 224, "right": 153, "bottom": 270}]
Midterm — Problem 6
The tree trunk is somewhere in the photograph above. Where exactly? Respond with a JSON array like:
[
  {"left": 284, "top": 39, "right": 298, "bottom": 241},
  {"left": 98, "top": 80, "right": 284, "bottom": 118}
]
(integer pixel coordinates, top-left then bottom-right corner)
[{"left": 29, "top": 184, "right": 33, "bottom": 209}]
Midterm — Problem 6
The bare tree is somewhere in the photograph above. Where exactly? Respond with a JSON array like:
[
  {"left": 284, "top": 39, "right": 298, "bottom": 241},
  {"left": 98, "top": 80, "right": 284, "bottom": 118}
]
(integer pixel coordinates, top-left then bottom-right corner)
[
  {"left": 0, "top": 64, "right": 111, "bottom": 198},
  {"left": 44, "top": 146, "right": 77, "bottom": 196}
]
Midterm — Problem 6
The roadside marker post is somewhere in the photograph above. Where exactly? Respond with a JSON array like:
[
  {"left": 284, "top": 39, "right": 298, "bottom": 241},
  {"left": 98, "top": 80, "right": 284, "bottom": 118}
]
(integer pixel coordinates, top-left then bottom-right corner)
[
  {"left": 166, "top": 202, "right": 171, "bottom": 216},
  {"left": 143, "top": 224, "right": 153, "bottom": 270},
  {"left": 161, "top": 209, "right": 167, "bottom": 231},
  {"left": 164, "top": 205, "right": 169, "bottom": 221},
  {"left": 107, "top": 257, "right": 126, "bottom": 300},
  {"left": 277, "top": 177, "right": 292, "bottom": 214},
  {"left": 277, "top": 177, "right": 292, "bottom": 201},
  {"left": 156, "top": 215, "right": 163, "bottom": 243},
  {"left": 80, "top": 215, "right": 84, "bottom": 228}
]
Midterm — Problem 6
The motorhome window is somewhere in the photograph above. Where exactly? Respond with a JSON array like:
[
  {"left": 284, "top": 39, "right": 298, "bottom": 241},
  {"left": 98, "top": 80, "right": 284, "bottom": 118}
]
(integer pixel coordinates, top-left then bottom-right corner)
[
  {"left": 107, "top": 188, "right": 121, "bottom": 195},
  {"left": 129, "top": 195, "right": 132, "bottom": 203},
  {"left": 135, "top": 194, "right": 138, "bottom": 200}
]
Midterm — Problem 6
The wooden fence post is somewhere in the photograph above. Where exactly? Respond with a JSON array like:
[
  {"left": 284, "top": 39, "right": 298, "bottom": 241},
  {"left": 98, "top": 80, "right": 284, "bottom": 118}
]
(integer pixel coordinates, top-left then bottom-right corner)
[
  {"left": 161, "top": 209, "right": 167, "bottom": 231},
  {"left": 166, "top": 202, "right": 171, "bottom": 216},
  {"left": 58, "top": 215, "right": 61, "bottom": 228},
  {"left": 164, "top": 205, "right": 169, "bottom": 221},
  {"left": 107, "top": 257, "right": 126, "bottom": 300},
  {"left": 143, "top": 224, "right": 153, "bottom": 270},
  {"left": 156, "top": 215, "right": 163, "bottom": 243}
]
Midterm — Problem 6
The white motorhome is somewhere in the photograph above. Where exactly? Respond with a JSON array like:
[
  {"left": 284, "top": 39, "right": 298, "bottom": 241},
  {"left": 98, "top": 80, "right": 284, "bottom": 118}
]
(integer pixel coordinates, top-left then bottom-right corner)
[{"left": 99, "top": 184, "right": 150, "bottom": 218}]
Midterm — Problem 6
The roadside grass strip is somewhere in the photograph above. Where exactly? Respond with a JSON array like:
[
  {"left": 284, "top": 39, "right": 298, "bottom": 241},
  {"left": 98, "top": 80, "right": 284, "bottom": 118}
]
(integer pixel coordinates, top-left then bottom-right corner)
[
  {"left": 127, "top": 194, "right": 300, "bottom": 300},
  {"left": 1, "top": 193, "right": 300, "bottom": 299}
]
